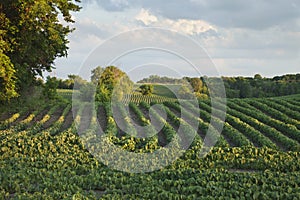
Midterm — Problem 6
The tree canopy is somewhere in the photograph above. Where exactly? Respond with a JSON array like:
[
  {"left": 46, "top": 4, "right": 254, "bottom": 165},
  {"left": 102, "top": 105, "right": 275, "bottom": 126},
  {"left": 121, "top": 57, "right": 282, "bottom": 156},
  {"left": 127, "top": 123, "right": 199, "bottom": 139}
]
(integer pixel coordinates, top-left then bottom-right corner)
[
  {"left": 91, "top": 66, "right": 104, "bottom": 84},
  {"left": 139, "top": 84, "right": 153, "bottom": 96},
  {"left": 0, "top": 0, "right": 81, "bottom": 101},
  {"left": 92, "top": 66, "right": 133, "bottom": 102}
]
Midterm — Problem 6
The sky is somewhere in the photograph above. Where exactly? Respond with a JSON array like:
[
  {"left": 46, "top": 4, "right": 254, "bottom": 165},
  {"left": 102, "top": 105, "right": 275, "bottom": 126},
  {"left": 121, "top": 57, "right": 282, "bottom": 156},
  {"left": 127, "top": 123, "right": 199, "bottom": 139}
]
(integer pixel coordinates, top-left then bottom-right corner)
[{"left": 53, "top": 0, "right": 300, "bottom": 81}]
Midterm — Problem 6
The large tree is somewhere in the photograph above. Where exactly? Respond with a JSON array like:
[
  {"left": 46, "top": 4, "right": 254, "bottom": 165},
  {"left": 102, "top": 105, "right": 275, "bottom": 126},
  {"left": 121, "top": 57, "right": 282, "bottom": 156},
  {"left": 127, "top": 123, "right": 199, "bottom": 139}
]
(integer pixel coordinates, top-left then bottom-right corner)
[
  {"left": 189, "top": 77, "right": 203, "bottom": 93},
  {"left": 92, "top": 66, "right": 133, "bottom": 102},
  {"left": 0, "top": 0, "right": 81, "bottom": 101},
  {"left": 91, "top": 66, "right": 104, "bottom": 84}
]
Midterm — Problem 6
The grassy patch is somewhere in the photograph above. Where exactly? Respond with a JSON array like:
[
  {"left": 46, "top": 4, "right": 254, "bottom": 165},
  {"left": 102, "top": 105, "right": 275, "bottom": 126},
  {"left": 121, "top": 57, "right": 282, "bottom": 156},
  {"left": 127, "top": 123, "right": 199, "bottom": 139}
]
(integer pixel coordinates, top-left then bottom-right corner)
[{"left": 152, "top": 84, "right": 181, "bottom": 98}]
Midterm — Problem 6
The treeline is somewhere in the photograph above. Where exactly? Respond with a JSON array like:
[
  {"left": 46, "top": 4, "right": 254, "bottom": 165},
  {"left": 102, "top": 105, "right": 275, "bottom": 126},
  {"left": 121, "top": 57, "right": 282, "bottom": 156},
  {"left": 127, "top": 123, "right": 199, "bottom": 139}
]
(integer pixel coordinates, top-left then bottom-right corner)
[
  {"left": 137, "top": 74, "right": 300, "bottom": 98},
  {"left": 138, "top": 75, "right": 184, "bottom": 84},
  {"left": 55, "top": 75, "right": 87, "bottom": 90},
  {"left": 45, "top": 72, "right": 300, "bottom": 100},
  {"left": 223, "top": 74, "right": 300, "bottom": 98}
]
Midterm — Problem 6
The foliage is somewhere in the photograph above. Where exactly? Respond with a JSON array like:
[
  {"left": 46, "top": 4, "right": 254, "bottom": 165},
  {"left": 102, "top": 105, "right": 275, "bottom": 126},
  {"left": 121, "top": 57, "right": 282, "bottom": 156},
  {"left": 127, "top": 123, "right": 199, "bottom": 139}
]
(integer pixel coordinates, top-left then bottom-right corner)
[
  {"left": 195, "top": 93, "right": 209, "bottom": 100},
  {"left": 122, "top": 94, "right": 176, "bottom": 104},
  {"left": 178, "top": 85, "right": 193, "bottom": 99},
  {"left": 223, "top": 74, "right": 300, "bottom": 98},
  {"left": 1, "top": 95, "right": 300, "bottom": 198},
  {"left": 43, "top": 76, "right": 59, "bottom": 99},
  {"left": 0, "top": 50, "right": 18, "bottom": 101},
  {"left": 138, "top": 74, "right": 300, "bottom": 99},
  {"left": 57, "top": 89, "right": 79, "bottom": 101},
  {"left": 138, "top": 75, "right": 184, "bottom": 84},
  {"left": 152, "top": 84, "right": 179, "bottom": 98},
  {"left": 79, "top": 82, "right": 95, "bottom": 102},
  {"left": 184, "top": 77, "right": 204, "bottom": 93},
  {"left": 227, "top": 102, "right": 299, "bottom": 151},
  {"left": 68, "top": 74, "right": 87, "bottom": 89},
  {"left": 93, "top": 66, "right": 133, "bottom": 102},
  {"left": 90, "top": 66, "right": 104, "bottom": 84},
  {"left": 139, "top": 84, "right": 153, "bottom": 95},
  {"left": 254, "top": 73, "right": 263, "bottom": 79},
  {"left": 0, "top": 0, "right": 81, "bottom": 98},
  {"left": 1, "top": 98, "right": 300, "bottom": 198}
]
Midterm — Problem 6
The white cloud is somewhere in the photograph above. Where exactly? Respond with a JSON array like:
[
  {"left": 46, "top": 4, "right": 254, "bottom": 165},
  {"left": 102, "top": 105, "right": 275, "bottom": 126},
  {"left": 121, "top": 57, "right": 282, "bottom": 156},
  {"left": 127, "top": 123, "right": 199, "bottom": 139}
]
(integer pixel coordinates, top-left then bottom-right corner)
[
  {"left": 135, "top": 9, "right": 158, "bottom": 25},
  {"left": 135, "top": 9, "right": 217, "bottom": 35},
  {"left": 53, "top": 2, "right": 300, "bottom": 78},
  {"left": 92, "top": 0, "right": 300, "bottom": 30}
]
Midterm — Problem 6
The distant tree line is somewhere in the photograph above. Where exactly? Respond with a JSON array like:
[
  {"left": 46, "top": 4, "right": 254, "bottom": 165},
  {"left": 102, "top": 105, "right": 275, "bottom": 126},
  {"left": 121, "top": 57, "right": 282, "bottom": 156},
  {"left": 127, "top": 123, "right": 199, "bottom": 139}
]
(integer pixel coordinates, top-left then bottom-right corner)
[
  {"left": 138, "top": 75, "right": 184, "bottom": 84},
  {"left": 223, "top": 74, "right": 300, "bottom": 98},
  {"left": 44, "top": 72, "right": 300, "bottom": 100},
  {"left": 57, "top": 75, "right": 87, "bottom": 90},
  {"left": 137, "top": 73, "right": 300, "bottom": 98}
]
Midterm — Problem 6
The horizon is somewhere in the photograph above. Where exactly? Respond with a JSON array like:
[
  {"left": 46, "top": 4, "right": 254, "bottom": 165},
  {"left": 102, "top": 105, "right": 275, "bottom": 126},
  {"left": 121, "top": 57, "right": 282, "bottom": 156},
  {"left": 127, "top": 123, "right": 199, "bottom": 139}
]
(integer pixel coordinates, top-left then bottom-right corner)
[{"left": 46, "top": 70, "right": 299, "bottom": 83}]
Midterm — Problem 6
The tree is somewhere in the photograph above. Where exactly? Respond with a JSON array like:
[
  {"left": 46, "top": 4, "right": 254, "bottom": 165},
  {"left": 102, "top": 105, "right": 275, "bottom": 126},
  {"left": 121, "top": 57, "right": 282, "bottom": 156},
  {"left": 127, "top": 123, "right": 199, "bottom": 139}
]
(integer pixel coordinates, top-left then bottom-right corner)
[
  {"left": 0, "top": 50, "right": 18, "bottom": 101},
  {"left": 0, "top": 14, "right": 18, "bottom": 101},
  {"left": 254, "top": 74, "right": 263, "bottom": 80},
  {"left": 178, "top": 85, "right": 193, "bottom": 99},
  {"left": 68, "top": 74, "right": 86, "bottom": 89},
  {"left": 187, "top": 77, "right": 203, "bottom": 93},
  {"left": 239, "top": 81, "right": 253, "bottom": 98},
  {"left": 79, "top": 82, "right": 95, "bottom": 102},
  {"left": 0, "top": 0, "right": 81, "bottom": 99},
  {"left": 58, "top": 78, "right": 74, "bottom": 89},
  {"left": 91, "top": 66, "right": 104, "bottom": 84},
  {"left": 139, "top": 84, "right": 153, "bottom": 95},
  {"left": 43, "top": 76, "right": 59, "bottom": 99},
  {"left": 93, "top": 66, "right": 133, "bottom": 102}
]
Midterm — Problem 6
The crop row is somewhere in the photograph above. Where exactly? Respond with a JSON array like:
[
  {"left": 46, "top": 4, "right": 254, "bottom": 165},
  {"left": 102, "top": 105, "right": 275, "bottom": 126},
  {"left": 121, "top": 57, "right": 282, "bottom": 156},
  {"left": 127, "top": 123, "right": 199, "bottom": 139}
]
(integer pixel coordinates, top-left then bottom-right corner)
[
  {"left": 273, "top": 98, "right": 300, "bottom": 114},
  {"left": 1, "top": 99, "right": 300, "bottom": 198},
  {"left": 198, "top": 101, "right": 277, "bottom": 149},
  {"left": 252, "top": 99, "right": 300, "bottom": 128},
  {"left": 261, "top": 99, "right": 300, "bottom": 122},
  {"left": 227, "top": 102, "right": 300, "bottom": 151},
  {"left": 163, "top": 101, "right": 228, "bottom": 148},
  {"left": 122, "top": 94, "right": 176, "bottom": 104},
  {"left": 233, "top": 100, "right": 300, "bottom": 143}
]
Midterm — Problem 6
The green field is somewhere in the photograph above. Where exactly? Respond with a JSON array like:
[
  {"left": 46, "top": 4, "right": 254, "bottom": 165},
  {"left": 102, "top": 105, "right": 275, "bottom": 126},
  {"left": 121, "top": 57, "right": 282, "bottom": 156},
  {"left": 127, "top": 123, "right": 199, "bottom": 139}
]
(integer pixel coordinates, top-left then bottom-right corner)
[
  {"left": 152, "top": 84, "right": 181, "bottom": 98},
  {"left": 0, "top": 94, "right": 300, "bottom": 199},
  {"left": 3, "top": 1, "right": 299, "bottom": 199},
  {"left": 134, "top": 84, "right": 181, "bottom": 99}
]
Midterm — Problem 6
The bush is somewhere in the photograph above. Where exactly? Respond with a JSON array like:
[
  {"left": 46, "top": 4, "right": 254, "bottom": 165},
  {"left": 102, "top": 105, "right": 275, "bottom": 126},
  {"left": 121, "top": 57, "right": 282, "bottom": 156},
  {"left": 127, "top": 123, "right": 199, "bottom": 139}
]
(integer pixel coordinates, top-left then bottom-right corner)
[
  {"left": 43, "top": 76, "right": 59, "bottom": 99},
  {"left": 139, "top": 84, "right": 153, "bottom": 96}
]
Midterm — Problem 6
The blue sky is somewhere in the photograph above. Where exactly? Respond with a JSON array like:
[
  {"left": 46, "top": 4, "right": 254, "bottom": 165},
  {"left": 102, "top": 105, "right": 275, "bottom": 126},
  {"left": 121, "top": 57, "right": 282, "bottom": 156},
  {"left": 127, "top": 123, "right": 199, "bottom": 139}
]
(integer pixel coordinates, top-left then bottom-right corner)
[{"left": 53, "top": 0, "right": 300, "bottom": 80}]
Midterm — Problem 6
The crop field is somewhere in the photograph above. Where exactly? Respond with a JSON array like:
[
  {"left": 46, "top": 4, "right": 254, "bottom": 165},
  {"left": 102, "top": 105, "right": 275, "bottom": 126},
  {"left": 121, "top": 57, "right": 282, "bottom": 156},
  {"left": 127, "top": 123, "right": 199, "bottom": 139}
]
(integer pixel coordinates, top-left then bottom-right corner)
[
  {"left": 134, "top": 84, "right": 181, "bottom": 99},
  {"left": 152, "top": 84, "right": 181, "bottom": 98},
  {"left": 122, "top": 94, "right": 176, "bottom": 104},
  {"left": 0, "top": 95, "right": 300, "bottom": 199}
]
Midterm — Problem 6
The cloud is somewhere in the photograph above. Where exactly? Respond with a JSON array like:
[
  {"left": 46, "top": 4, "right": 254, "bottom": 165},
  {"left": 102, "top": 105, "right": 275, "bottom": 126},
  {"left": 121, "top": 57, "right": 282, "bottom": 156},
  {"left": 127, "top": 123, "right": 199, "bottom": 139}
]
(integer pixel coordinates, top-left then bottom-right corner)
[
  {"left": 135, "top": 9, "right": 158, "bottom": 25},
  {"left": 203, "top": 26, "right": 300, "bottom": 59},
  {"left": 135, "top": 9, "right": 218, "bottom": 36},
  {"left": 53, "top": 1, "right": 300, "bottom": 79},
  {"left": 90, "top": 0, "right": 300, "bottom": 30}
]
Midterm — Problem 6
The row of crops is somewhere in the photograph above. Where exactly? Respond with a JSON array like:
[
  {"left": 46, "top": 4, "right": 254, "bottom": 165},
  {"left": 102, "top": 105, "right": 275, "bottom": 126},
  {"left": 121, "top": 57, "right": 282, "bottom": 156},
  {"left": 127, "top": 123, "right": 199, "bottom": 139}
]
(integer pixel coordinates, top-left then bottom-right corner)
[
  {"left": 122, "top": 94, "right": 177, "bottom": 104},
  {"left": 0, "top": 95, "right": 299, "bottom": 198},
  {"left": 1, "top": 95, "right": 299, "bottom": 153},
  {"left": 57, "top": 90, "right": 177, "bottom": 104}
]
